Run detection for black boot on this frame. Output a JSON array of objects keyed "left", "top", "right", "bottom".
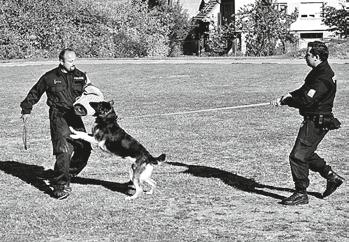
[
  {"left": 52, "top": 184, "right": 72, "bottom": 200},
  {"left": 281, "top": 191, "right": 309, "bottom": 205},
  {"left": 323, "top": 171, "right": 344, "bottom": 198}
]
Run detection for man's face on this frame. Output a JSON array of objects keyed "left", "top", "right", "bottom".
[
  {"left": 305, "top": 47, "right": 317, "bottom": 68},
  {"left": 60, "top": 51, "right": 76, "bottom": 72}
]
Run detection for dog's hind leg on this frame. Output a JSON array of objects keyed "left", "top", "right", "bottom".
[
  {"left": 125, "top": 164, "right": 142, "bottom": 200},
  {"left": 125, "top": 178, "right": 142, "bottom": 200},
  {"left": 144, "top": 178, "right": 156, "bottom": 195},
  {"left": 127, "top": 166, "right": 135, "bottom": 189},
  {"left": 140, "top": 164, "right": 156, "bottom": 195}
]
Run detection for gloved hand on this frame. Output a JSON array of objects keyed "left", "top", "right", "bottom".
[
  {"left": 270, "top": 93, "right": 292, "bottom": 107},
  {"left": 270, "top": 97, "right": 283, "bottom": 107}
]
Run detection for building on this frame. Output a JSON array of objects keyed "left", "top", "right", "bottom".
[
  {"left": 287, "top": 0, "right": 347, "bottom": 48},
  {"left": 175, "top": 0, "right": 348, "bottom": 54}
]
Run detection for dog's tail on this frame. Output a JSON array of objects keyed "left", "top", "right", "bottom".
[{"left": 151, "top": 154, "right": 166, "bottom": 165}]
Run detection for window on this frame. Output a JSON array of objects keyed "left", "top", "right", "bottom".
[
  {"left": 275, "top": 2, "right": 287, "bottom": 12},
  {"left": 300, "top": 33, "right": 323, "bottom": 39},
  {"left": 299, "top": 2, "right": 323, "bottom": 18}
]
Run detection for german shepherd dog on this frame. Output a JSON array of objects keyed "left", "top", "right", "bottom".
[{"left": 69, "top": 101, "right": 166, "bottom": 200}]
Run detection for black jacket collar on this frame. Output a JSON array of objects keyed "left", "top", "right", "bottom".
[{"left": 56, "top": 65, "right": 80, "bottom": 76}]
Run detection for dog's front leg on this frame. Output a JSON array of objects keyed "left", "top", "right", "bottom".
[{"left": 69, "top": 127, "right": 98, "bottom": 145}]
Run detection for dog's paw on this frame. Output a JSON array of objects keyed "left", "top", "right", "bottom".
[
  {"left": 145, "top": 190, "right": 154, "bottom": 195},
  {"left": 128, "top": 184, "right": 136, "bottom": 189},
  {"left": 69, "top": 126, "right": 77, "bottom": 133},
  {"left": 69, "top": 127, "right": 85, "bottom": 139},
  {"left": 70, "top": 134, "right": 80, "bottom": 139},
  {"left": 125, "top": 191, "right": 141, "bottom": 200},
  {"left": 125, "top": 195, "right": 137, "bottom": 201}
]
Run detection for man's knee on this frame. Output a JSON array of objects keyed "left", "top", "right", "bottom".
[{"left": 289, "top": 151, "right": 306, "bottom": 164}]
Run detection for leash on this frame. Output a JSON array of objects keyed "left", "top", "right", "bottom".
[
  {"left": 17, "top": 102, "right": 270, "bottom": 147},
  {"left": 125, "top": 102, "right": 271, "bottom": 119},
  {"left": 22, "top": 120, "right": 28, "bottom": 150}
]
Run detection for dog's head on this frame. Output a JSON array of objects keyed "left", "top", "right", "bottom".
[{"left": 89, "top": 101, "right": 116, "bottom": 118}]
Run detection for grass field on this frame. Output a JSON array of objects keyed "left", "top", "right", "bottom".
[{"left": 0, "top": 59, "right": 348, "bottom": 241}]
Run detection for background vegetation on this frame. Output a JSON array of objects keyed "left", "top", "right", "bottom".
[
  {"left": 0, "top": 0, "right": 190, "bottom": 59},
  {"left": 232, "top": 0, "right": 298, "bottom": 56},
  {"left": 1, "top": 0, "right": 348, "bottom": 59},
  {"left": 322, "top": 4, "right": 349, "bottom": 38}
]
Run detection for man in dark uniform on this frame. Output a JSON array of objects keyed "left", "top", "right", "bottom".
[
  {"left": 20, "top": 48, "right": 92, "bottom": 200},
  {"left": 271, "top": 41, "right": 344, "bottom": 205}
]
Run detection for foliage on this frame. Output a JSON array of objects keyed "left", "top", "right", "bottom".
[
  {"left": 103, "top": 0, "right": 171, "bottom": 57},
  {"left": 0, "top": 0, "right": 190, "bottom": 59},
  {"left": 204, "top": 22, "right": 237, "bottom": 56},
  {"left": 150, "top": 0, "right": 191, "bottom": 57},
  {"left": 233, "top": 0, "right": 298, "bottom": 56},
  {"left": 321, "top": 4, "right": 348, "bottom": 38}
]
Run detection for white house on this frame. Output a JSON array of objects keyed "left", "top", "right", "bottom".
[
  {"left": 176, "top": 0, "right": 347, "bottom": 53},
  {"left": 279, "top": 0, "right": 346, "bottom": 48}
]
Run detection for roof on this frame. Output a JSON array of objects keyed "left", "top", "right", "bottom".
[{"left": 192, "top": 0, "right": 220, "bottom": 21}]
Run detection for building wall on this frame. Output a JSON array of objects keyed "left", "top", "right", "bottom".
[
  {"left": 178, "top": 0, "right": 203, "bottom": 18},
  {"left": 281, "top": 0, "right": 345, "bottom": 48}
]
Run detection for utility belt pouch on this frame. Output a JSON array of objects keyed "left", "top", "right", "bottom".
[{"left": 318, "top": 115, "right": 341, "bottom": 130}]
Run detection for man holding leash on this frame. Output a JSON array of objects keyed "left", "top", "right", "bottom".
[
  {"left": 20, "top": 48, "right": 92, "bottom": 199},
  {"left": 271, "top": 41, "right": 344, "bottom": 205}
]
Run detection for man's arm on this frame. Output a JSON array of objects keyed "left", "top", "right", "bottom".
[
  {"left": 20, "top": 75, "right": 47, "bottom": 114},
  {"left": 282, "top": 80, "right": 329, "bottom": 109}
]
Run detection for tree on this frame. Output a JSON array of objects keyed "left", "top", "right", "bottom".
[
  {"left": 322, "top": 4, "right": 348, "bottom": 38},
  {"left": 203, "top": 21, "right": 237, "bottom": 56},
  {"left": 233, "top": 0, "right": 298, "bottom": 56},
  {"left": 0, "top": 0, "right": 190, "bottom": 59},
  {"left": 149, "top": 0, "right": 191, "bottom": 56}
]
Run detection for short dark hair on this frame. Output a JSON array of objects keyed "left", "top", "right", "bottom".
[
  {"left": 59, "top": 48, "right": 75, "bottom": 61},
  {"left": 307, "top": 41, "right": 329, "bottom": 61}
]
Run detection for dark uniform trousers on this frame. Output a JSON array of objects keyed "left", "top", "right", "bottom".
[
  {"left": 49, "top": 107, "right": 91, "bottom": 186},
  {"left": 289, "top": 117, "right": 331, "bottom": 192}
]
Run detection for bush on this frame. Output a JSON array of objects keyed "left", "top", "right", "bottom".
[
  {"left": 0, "top": 0, "right": 190, "bottom": 59},
  {"left": 284, "top": 39, "right": 349, "bottom": 59},
  {"left": 327, "top": 39, "right": 349, "bottom": 59}
]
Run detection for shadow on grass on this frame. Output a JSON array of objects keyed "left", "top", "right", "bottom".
[
  {"left": 167, "top": 162, "right": 323, "bottom": 200},
  {"left": 0, "top": 160, "right": 54, "bottom": 197},
  {"left": 0, "top": 160, "right": 322, "bottom": 200},
  {"left": 71, "top": 177, "right": 132, "bottom": 196},
  {"left": 0, "top": 161, "right": 132, "bottom": 197}
]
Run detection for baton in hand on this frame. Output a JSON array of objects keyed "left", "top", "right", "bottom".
[{"left": 22, "top": 119, "right": 28, "bottom": 150}]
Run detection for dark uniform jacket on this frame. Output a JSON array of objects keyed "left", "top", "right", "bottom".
[
  {"left": 20, "top": 66, "right": 87, "bottom": 114},
  {"left": 282, "top": 60, "right": 336, "bottom": 116},
  {"left": 21, "top": 66, "right": 90, "bottom": 156}
]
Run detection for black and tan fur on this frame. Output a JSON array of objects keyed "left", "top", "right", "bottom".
[{"left": 70, "top": 101, "right": 166, "bottom": 200}]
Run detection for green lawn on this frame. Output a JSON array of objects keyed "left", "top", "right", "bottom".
[{"left": 0, "top": 60, "right": 348, "bottom": 241}]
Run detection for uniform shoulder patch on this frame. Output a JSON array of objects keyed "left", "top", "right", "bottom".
[{"left": 307, "top": 89, "right": 316, "bottom": 98}]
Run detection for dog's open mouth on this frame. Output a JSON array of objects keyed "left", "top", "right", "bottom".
[{"left": 74, "top": 104, "right": 87, "bottom": 116}]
